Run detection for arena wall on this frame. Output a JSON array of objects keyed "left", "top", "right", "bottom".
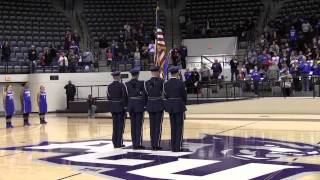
[{"left": 0, "top": 72, "right": 152, "bottom": 112}]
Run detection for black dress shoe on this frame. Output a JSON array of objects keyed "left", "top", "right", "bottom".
[
  {"left": 138, "top": 146, "right": 145, "bottom": 149},
  {"left": 120, "top": 145, "right": 125, "bottom": 148},
  {"left": 152, "top": 147, "right": 162, "bottom": 151}
]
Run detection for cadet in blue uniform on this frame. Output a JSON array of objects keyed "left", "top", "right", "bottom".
[
  {"left": 37, "top": 85, "right": 47, "bottom": 124},
  {"left": 124, "top": 68, "right": 146, "bottom": 149},
  {"left": 145, "top": 66, "right": 164, "bottom": 150},
  {"left": 3, "top": 85, "right": 15, "bottom": 128},
  {"left": 20, "top": 83, "right": 32, "bottom": 126},
  {"left": 163, "top": 66, "right": 187, "bottom": 152},
  {"left": 107, "top": 71, "right": 127, "bottom": 148}
]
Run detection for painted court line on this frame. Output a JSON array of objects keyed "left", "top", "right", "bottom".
[
  {"left": 214, "top": 121, "right": 260, "bottom": 135},
  {"left": 57, "top": 173, "right": 82, "bottom": 180}
]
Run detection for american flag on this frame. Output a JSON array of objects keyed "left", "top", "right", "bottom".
[
  {"left": 155, "top": 28, "right": 166, "bottom": 66},
  {"left": 154, "top": 5, "right": 167, "bottom": 78}
]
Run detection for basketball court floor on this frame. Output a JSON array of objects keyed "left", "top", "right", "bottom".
[{"left": 0, "top": 111, "right": 319, "bottom": 179}]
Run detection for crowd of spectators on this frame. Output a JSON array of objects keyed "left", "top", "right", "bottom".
[
  {"left": 1, "top": 30, "right": 95, "bottom": 73},
  {"left": 98, "top": 21, "right": 155, "bottom": 70},
  {"left": 98, "top": 21, "right": 188, "bottom": 70},
  {"left": 241, "top": 14, "right": 320, "bottom": 94}
]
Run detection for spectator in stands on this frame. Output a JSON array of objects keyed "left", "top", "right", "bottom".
[
  {"left": 289, "top": 26, "right": 297, "bottom": 49},
  {"left": 43, "top": 48, "right": 53, "bottom": 66},
  {"left": 266, "top": 61, "right": 280, "bottom": 81},
  {"left": 72, "top": 30, "right": 81, "bottom": 47},
  {"left": 172, "top": 47, "right": 180, "bottom": 66},
  {"left": 148, "top": 40, "right": 155, "bottom": 63},
  {"left": 180, "top": 45, "right": 187, "bottom": 69},
  {"left": 257, "top": 50, "right": 271, "bottom": 71},
  {"left": 211, "top": 59, "right": 222, "bottom": 82},
  {"left": 48, "top": 44, "right": 57, "bottom": 62},
  {"left": 315, "top": 20, "right": 320, "bottom": 36},
  {"left": 313, "top": 62, "right": 320, "bottom": 76},
  {"left": 179, "top": 14, "right": 186, "bottom": 27},
  {"left": 82, "top": 50, "right": 94, "bottom": 70},
  {"left": 280, "top": 68, "right": 293, "bottom": 97},
  {"left": 259, "top": 34, "right": 268, "bottom": 49},
  {"left": 299, "top": 59, "right": 312, "bottom": 91},
  {"left": 58, "top": 52, "right": 68, "bottom": 73},
  {"left": 301, "top": 20, "right": 312, "bottom": 43},
  {"left": 28, "top": 45, "right": 37, "bottom": 73},
  {"left": 124, "top": 22, "right": 131, "bottom": 40},
  {"left": 64, "top": 31, "right": 72, "bottom": 51},
  {"left": 186, "top": 18, "right": 194, "bottom": 37},
  {"left": 106, "top": 49, "right": 113, "bottom": 67},
  {"left": 122, "top": 43, "right": 130, "bottom": 61},
  {"left": 191, "top": 68, "right": 200, "bottom": 94},
  {"left": 269, "top": 41, "right": 280, "bottom": 55},
  {"left": 1, "top": 41, "right": 11, "bottom": 62},
  {"left": 134, "top": 47, "right": 141, "bottom": 68},
  {"left": 141, "top": 43, "right": 149, "bottom": 70},
  {"left": 119, "top": 30, "right": 125, "bottom": 42},
  {"left": 200, "top": 64, "right": 210, "bottom": 83},
  {"left": 290, "top": 61, "right": 301, "bottom": 91},
  {"left": 68, "top": 49, "right": 78, "bottom": 73},
  {"left": 230, "top": 57, "right": 238, "bottom": 81},
  {"left": 69, "top": 41, "right": 79, "bottom": 55},
  {"left": 251, "top": 66, "right": 261, "bottom": 95},
  {"left": 184, "top": 68, "right": 192, "bottom": 93},
  {"left": 99, "top": 34, "right": 108, "bottom": 49}
]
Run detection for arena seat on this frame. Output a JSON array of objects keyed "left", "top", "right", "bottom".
[
  {"left": 82, "top": 0, "right": 165, "bottom": 48},
  {"left": 181, "top": 0, "right": 264, "bottom": 39},
  {"left": 0, "top": 0, "right": 71, "bottom": 64}
]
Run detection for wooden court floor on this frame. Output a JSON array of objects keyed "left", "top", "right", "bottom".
[{"left": 0, "top": 113, "right": 319, "bottom": 180}]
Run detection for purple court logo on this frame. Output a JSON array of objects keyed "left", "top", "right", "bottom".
[{"left": 2, "top": 135, "right": 320, "bottom": 179}]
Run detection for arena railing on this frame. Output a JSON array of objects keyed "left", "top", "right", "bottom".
[{"left": 73, "top": 75, "right": 320, "bottom": 103}]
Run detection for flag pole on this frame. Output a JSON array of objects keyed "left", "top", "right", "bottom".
[{"left": 154, "top": 0, "right": 159, "bottom": 66}]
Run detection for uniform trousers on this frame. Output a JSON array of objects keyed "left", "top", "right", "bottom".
[
  {"left": 149, "top": 111, "right": 163, "bottom": 148},
  {"left": 112, "top": 112, "right": 126, "bottom": 147},
  {"left": 169, "top": 112, "right": 184, "bottom": 151}
]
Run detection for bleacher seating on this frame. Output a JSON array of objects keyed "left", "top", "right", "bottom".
[
  {"left": 181, "top": 0, "right": 263, "bottom": 39},
  {"left": 277, "top": 0, "right": 320, "bottom": 18},
  {"left": 271, "top": 0, "right": 320, "bottom": 38},
  {"left": 82, "top": 0, "right": 165, "bottom": 48},
  {"left": 0, "top": 0, "right": 71, "bottom": 63}
]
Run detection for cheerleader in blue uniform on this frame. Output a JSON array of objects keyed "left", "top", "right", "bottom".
[
  {"left": 3, "top": 85, "right": 15, "bottom": 128},
  {"left": 37, "top": 85, "right": 47, "bottom": 124},
  {"left": 20, "top": 83, "right": 32, "bottom": 126}
]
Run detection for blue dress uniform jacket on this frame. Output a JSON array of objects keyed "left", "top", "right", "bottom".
[
  {"left": 107, "top": 80, "right": 127, "bottom": 148},
  {"left": 145, "top": 77, "right": 164, "bottom": 112},
  {"left": 163, "top": 77, "right": 187, "bottom": 152},
  {"left": 163, "top": 78, "right": 187, "bottom": 113},
  {"left": 125, "top": 78, "right": 147, "bottom": 148},
  {"left": 107, "top": 81, "right": 127, "bottom": 113},
  {"left": 145, "top": 77, "right": 165, "bottom": 149},
  {"left": 125, "top": 79, "right": 146, "bottom": 113}
]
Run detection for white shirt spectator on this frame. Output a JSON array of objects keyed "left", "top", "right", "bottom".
[
  {"left": 272, "top": 55, "right": 280, "bottom": 65},
  {"left": 302, "top": 22, "right": 311, "bottom": 33},
  {"left": 58, "top": 55, "right": 68, "bottom": 67},
  {"left": 124, "top": 23, "right": 131, "bottom": 32},
  {"left": 134, "top": 51, "right": 140, "bottom": 60},
  {"left": 179, "top": 15, "right": 185, "bottom": 24}
]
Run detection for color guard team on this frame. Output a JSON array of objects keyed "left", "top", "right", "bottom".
[
  {"left": 3, "top": 84, "right": 48, "bottom": 128},
  {"left": 2, "top": 66, "right": 187, "bottom": 152},
  {"left": 108, "top": 66, "right": 187, "bottom": 152}
]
